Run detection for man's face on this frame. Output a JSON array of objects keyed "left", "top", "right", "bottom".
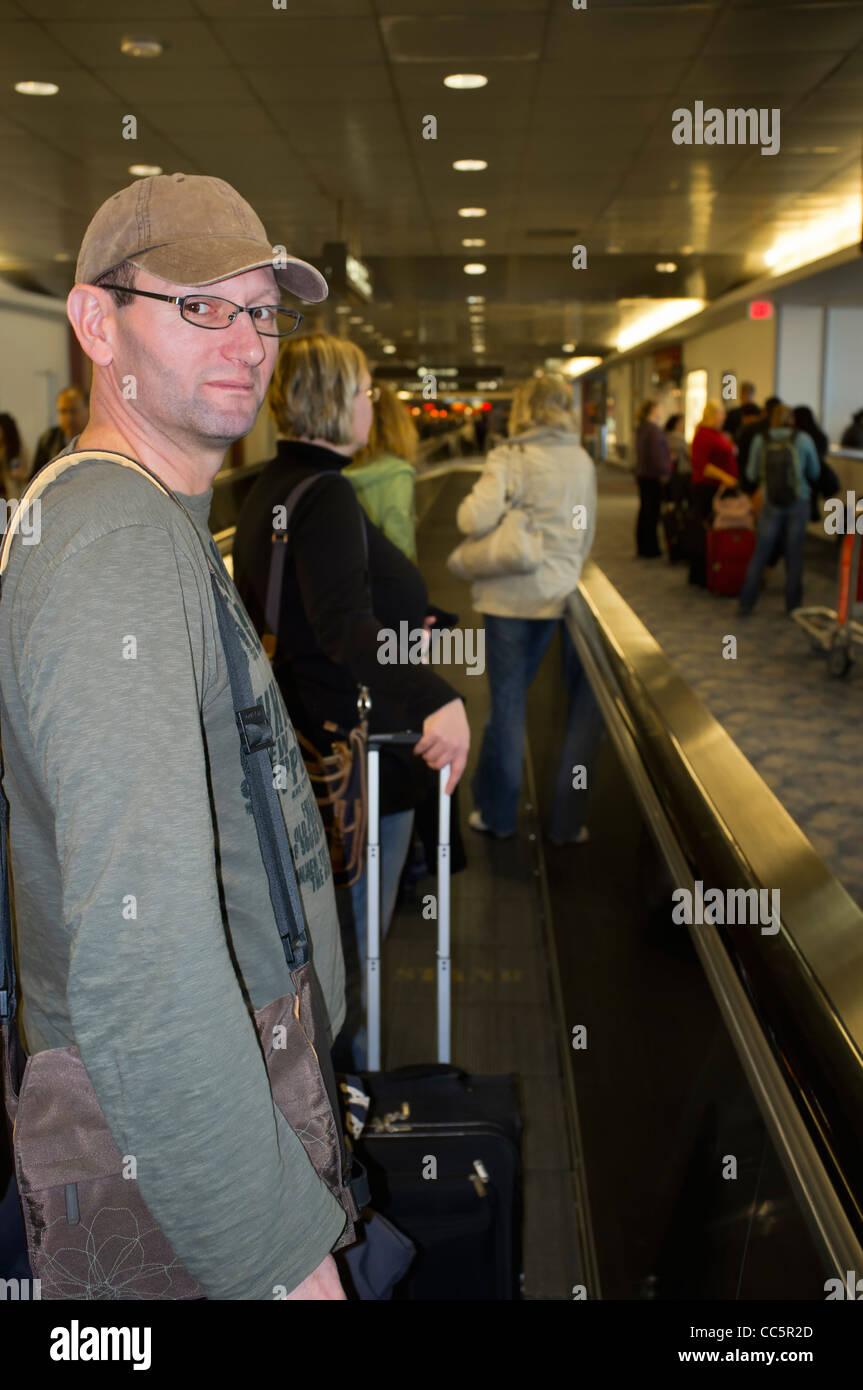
[
  {"left": 108, "top": 265, "right": 281, "bottom": 449},
  {"left": 58, "top": 390, "right": 88, "bottom": 438}
]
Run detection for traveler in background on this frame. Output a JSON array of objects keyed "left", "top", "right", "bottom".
[
  {"left": 634, "top": 399, "right": 671, "bottom": 558},
  {"left": 840, "top": 408, "right": 863, "bottom": 450},
  {"left": 31, "top": 385, "right": 89, "bottom": 475},
  {"left": 724, "top": 381, "right": 760, "bottom": 442},
  {"left": 738, "top": 403, "right": 820, "bottom": 616},
  {"left": 0, "top": 413, "right": 23, "bottom": 499},
  {"left": 738, "top": 394, "right": 780, "bottom": 477},
  {"left": 456, "top": 373, "right": 603, "bottom": 845},
  {"left": 687, "top": 400, "right": 739, "bottom": 586},
  {"left": 345, "top": 381, "right": 419, "bottom": 560},
  {"left": 793, "top": 404, "right": 837, "bottom": 523},
  {"left": 664, "top": 413, "right": 690, "bottom": 475},
  {"left": 233, "top": 334, "right": 469, "bottom": 1071}
]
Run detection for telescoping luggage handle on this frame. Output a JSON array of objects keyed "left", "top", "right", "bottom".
[{"left": 366, "top": 733, "right": 451, "bottom": 1071}]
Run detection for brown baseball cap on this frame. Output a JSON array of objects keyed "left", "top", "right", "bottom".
[{"left": 75, "top": 172, "right": 328, "bottom": 303}]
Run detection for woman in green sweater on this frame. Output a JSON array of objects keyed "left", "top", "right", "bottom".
[{"left": 345, "top": 382, "right": 419, "bottom": 560}]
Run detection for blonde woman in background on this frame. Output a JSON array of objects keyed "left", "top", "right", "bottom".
[
  {"left": 456, "top": 373, "right": 604, "bottom": 844},
  {"left": 233, "top": 334, "right": 468, "bottom": 1069},
  {"left": 345, "top": 382, "right": 419, "bottom": 560}
]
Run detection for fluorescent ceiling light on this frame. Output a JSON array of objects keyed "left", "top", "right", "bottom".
[
  {"left": 466, "top": 295, "right": 485, "bottom": 304},
  {"left": 444, "top": 74, "right": 488, "bottom": 89},
  {"left": 763, "top": 196, "right": 861, "bottom": 276},
  {"left": 120, "top": 36, "right": 164, "bottom": 58},
  {"left": 655, "top": 261, "right": 677, "bottom": 274},
  {"left": 616, "top": 299, "right": 705, "bottom": 353},
  {"left": 464, "top": 263, "right": 487, "bottom": 275},
  {"left": 15, "top": 80, "right": 59, "bottom": 95},
  {"left": 462, "top": 238, "right": 485, "bottom": 247},
  {"left": 382, "top": 344, "right": 397, "bottom": 354},
  {"left": 128, "top": 164, "right": 162, "bottom": 177},
  {"left": 453, "top": 159, "right": 487, "bottom": 172},
  {"left": 458, "top": 207, "right": 486, "bottom": 218},
  {"left": 563, "top": 356, "right": 602, "bottom": 378},
  {"left": 561, "top": 342, "right": 576, "bottom": 352}
]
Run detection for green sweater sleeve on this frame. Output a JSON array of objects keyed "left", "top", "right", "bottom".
[
  {"left": 381, "top": 470, "right": 417, "bottom": 561},
  {"left": 21, "top": 526, "right": 345, "bottom": 1299}
]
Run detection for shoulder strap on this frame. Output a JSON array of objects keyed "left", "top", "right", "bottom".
[
  {"left": 264, "top": 474, "right": 324, "bottom": 641},
  {"left": 264, "top": 469, "right": 370, "bottom": 649},
  {"left": 0, "top": 449, "right": 311, "bottom": 1038}
]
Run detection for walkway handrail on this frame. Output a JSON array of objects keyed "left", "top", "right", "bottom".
[{"left": 567, "top": 562, "right": 863, "bottom": 1275}]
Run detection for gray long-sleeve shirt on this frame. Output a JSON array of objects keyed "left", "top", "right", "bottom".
[{"left": 0, "top": 455, "right": 347, "bottom": 1299}]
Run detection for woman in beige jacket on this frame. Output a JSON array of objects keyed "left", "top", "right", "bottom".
[{"left": 455, "top": 374, "right": 603, "bottom": 841}]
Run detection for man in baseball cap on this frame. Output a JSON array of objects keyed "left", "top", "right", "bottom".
[{"left": 0, "top": 175, "right": 351, "bottom": 1299}]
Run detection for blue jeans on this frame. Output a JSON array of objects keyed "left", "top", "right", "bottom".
[
  {"left": 473, "top": 616, "right": 604, "bottom": 837},
  {"left": 335, "top": 808, "right": 415, "bottom": 1071},
  {"left": 739, "top": 497, "right": 810, "bottom": 613}
]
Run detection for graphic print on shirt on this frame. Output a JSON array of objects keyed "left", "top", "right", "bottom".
[{"left": 205, "top": 536, "right": 332, "bottom": 897}]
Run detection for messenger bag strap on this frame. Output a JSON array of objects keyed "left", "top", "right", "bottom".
[{"left": 0, "top": 734, "right": 14, "bottom": 1027}]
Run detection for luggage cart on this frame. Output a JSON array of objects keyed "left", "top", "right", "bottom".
[{"left": 792, "top": 500, "right": 863, "bottom": 678}]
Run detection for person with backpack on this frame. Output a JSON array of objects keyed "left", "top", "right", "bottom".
[{"left": 738, "top": 403, "right": 821, "bottom": 615}]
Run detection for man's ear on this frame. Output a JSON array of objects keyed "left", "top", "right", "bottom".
[{"left": 66, "top": 284, "right": 116, "bottom": 367}]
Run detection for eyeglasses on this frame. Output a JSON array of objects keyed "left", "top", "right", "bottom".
[
  {"left": 363, "top": 386, "right": 381, "bottom": 402},
  {"left": 98, "top": 285, "right": 304, "bottom": 338}
]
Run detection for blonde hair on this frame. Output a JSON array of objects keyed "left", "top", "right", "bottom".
[
  {"left": 351, "top": 382, "right": 419, "bottom": 467},
  {"left": 700, "top": 399, "right": 725, "bottom": 429},
  {"left": 269, "top": 333, "right": 368, "bottom": 445},
  {"left": 508, "top": 373, "right": 577, "bottom": 436}
]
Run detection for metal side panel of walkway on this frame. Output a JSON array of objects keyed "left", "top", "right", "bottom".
[{"left": 380, "top": 465, "right": 593, "bottom": 1301}]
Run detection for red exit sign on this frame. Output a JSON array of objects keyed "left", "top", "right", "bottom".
[{"left": 748, "top": 300, "right": 774, "bottom": 320}]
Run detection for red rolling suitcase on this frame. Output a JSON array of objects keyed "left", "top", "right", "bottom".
[{"left": 706, "top": 527, "right": 755, "bottom": 597}]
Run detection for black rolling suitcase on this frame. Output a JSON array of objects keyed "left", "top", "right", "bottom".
[{"left": 347, "top": 733, "right": 523, "bottom": 1300}]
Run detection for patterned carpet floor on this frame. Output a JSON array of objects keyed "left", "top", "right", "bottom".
[{"left": 591, "top": 466, "right": 863, "bottom": 910}]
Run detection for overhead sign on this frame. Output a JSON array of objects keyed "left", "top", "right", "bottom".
[{"left": 748, "top": 300, "right": 773, "bottom": 321}]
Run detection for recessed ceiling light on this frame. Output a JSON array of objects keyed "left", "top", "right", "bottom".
[
  {"left": 462, "top": 238, "right": 486, "bottom": 248},
  {"left": 472, "top": 344, "right": 486, "bottom": 353},
  {"left": 120, "top": 36, "right": 164, "bottom": 59},
  {"left": 463, "top": 263, "right": 487, "bottom": 275},
  {"left": 14, "top": 80, "right": 59, "bottom": 96},
  {"left": 444, "top": 74, "right": 488, "bottom": 90},
  {"left": 562, "top": 342, "right": 576, "bottom": 353},
  {"left": 382, "top": 344, "right": 397, "bottom": 355},
  {"left": 679, "top": 245, "right": 694, "bottom": 255},
  {"left": 361, "top": 324, "right": 374, "bottom": 332},
  {"left": 349, "top": 316, "right": 363, "bottom": 325},
  {"left": 453, "top": 159, "right": 488, "bottom": 172},
  {"left": 458, "top": 207, "right": 486, "bottom": 218},
  {"left": 335, "top": 305, "right": 352, "bottom": 314},
  {"left": 466, "top": 295, "right": 485, "bottom": 304},
  {"left": 655, "top": 261, "right": 677, "bottom": 274},
  {"left": 128, "top": 164, "right": 162, "bottom": 177}
]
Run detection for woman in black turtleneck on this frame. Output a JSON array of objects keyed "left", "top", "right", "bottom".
[{"left": 233, "top": 334, "right": 469, "bottom": 1068}]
